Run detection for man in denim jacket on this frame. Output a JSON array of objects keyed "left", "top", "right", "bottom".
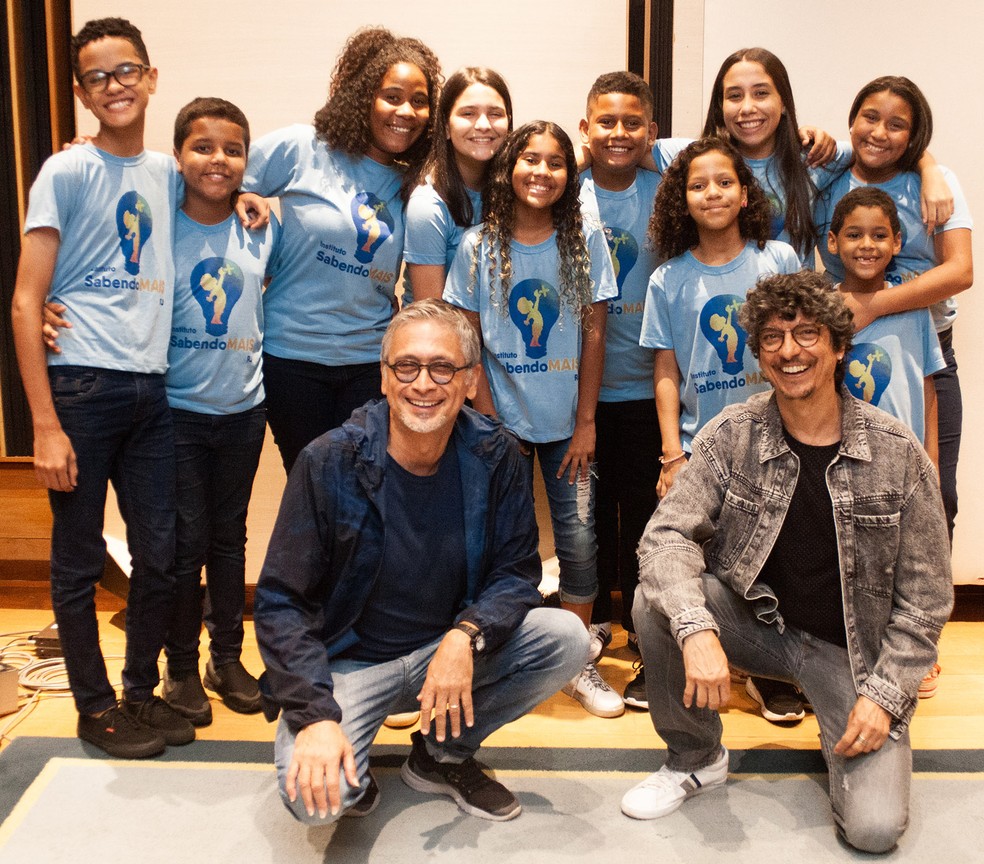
[
  {"left": 255, "top": 300, "right": 587, "bottom": 826},
  {"left": 621, "top": 272, "right": 952, "bottom": 853}
]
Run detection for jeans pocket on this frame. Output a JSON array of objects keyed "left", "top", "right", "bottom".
[{"left": 49, "top": 367, "right": 99, "bottom": 405}]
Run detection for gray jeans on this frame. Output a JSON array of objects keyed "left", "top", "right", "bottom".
[{"left": 634, "top": 574, "right": 910, "bottom": 854}]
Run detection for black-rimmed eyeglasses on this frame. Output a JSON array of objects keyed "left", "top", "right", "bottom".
[
  {"left": 386, "top": 360, "right": 471, "bottom": 385},
  {"left": 758, "top": 324, "right": 822, "bottom": 352},
  {"left": 78, "top": 63, "right": 152, "bottom": 94}
]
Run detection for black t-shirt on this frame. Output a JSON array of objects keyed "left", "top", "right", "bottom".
[
  {"left": 755, "top": 432, "right": 846, "bottom": 647},
  {"left": 344, "top": 448, "right": 467, "bottom": 662}
]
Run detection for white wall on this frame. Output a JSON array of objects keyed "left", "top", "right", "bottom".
[
  {"left": 71, "top": 0, "right": 628, "bottom": 153},
  {"left": 677, "top": 0, "right": 984, "bottom": 583}
]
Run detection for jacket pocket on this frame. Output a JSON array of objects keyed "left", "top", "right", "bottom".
[
  {"left": 851, "top": 511, "right": 900, "bottom": 594},
  {"left": 706, "top": 488, "right": 760, "bottom": 570}
]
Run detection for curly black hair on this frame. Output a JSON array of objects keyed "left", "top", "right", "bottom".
[
  {"left": 313, "top": 27, "right": 442, "bottom": 201},
  {"left": 648, "top": 136, "right": 772, "bottom": 260},
  {"left": 739, "top": 270, "right": 854, "bottom": 386},
  {"left": 71, "top": 18, "right": 149, "bottom": 80},
  {"left": 468, "top": 121, "right": 593, "bottom": 321}
]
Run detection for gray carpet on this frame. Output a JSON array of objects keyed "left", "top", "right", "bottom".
[{"left": 1, "top": 739, "right": 982, "bottom": 862}]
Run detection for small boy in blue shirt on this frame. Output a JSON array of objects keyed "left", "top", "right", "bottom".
[
  {"left": 577, "top": 72, "right": 662, "bottom": 709},
  {"left": 11, "top": 18, "right": 192, "bottom": 758},
  {"left": 161, "top": 97, "right": 280, "bottom": 726}
]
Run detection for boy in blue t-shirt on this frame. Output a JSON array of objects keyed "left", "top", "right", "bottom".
[
  {"left": 828, "top": 187, "right": 944, "bottom": 461},
  {"left": 11, "top": 18, "right": 192, "bottom": 758},
  {"left": 576, "top": 72, "right": 662, "bottom": 709},
  {"left": 161, "top": 98, "right": 280, "bottom": 727}
]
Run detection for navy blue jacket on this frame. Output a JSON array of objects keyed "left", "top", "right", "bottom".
[{"left": 254, "top": 399, "right": 543, "bottom": 733}]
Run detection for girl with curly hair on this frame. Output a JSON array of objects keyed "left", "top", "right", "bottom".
[
  {"left": 243, "top": 27, "right": 442, "bottom": 473},
  {"left": 403, "top": 67, "right": 512, "bottom": 303},
  {"left": 641, "top": 137, "right": 800, "bottom": 494},
  {"left": 444, "top": 121, "right": 623, "bottom": 719}
]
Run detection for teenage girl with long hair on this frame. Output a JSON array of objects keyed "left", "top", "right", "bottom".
[
  {"left": 403, "top": 67, "right": 512, "bottom": 302},
  {"left": 244, "top": 27, "right": 442, "bottom": 473},
  {"left": 444, "top": 120, "right": 624, "bottom": 719}
]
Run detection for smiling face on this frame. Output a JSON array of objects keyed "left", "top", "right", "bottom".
[
  {"left": 366, "top": 62, "right": 430, "bottom": 165},
  {"left": 758, "top": 312, "right": 844, "bottom": 405},
  {"left": 580, "top": 92, "right": 657, "bottom": 190},
  {"left": 720, "top": 60, "right": 783, "bottom": 159},
  {"left": 685, "top": 149, "right": 747, "bottom": 235},
  {"left": 828, "top": 205, "right": 901, "bottom": 288},
  {"left": 511, "top": 132, "right": 568, "bottom": 214},
  {"left": 850, "top": 90, "right": 913, "bottom": 182},
  {"left": 73, "top": 36, "right": 157, "bottom": 138},
  {"left": 176, "top": 117, "right": 247, "bottom": 220},
  {"left": 447, "top": 82, "right": 510, "bottom": 176},
  {"left": 381, "top": 319, "right": 476, "bottom": 438}
]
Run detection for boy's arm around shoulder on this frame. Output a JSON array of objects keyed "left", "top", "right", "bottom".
[
  {"left": 636, "top": 422, "right": 733, "bottom": 647},
  {"left": 11, "top": 228, "right": 77, "bottom": 491}
]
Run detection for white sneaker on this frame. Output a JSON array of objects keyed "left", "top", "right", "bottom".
[
  {"left": 621, "top": 747, "right": 729, "bottom": 819},
  {"left": 587, "top": 622, "right": 612, "bottom": 663},
  {"left": 563, "top": 661, "right": 624, "bottom": 718}
]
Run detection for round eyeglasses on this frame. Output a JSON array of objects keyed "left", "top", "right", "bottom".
[
  {"left": 386, "top": 360, "right": 471, "bottom": 385},
  {"left": 78, "top": 63, "right": 152, "bottom": 94},
  {"left": 758, "top": 324, "right": 822, "bottom": 352}
]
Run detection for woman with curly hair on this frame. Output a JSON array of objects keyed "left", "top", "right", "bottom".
[
  {"left": 641, "top": 137, "right": 800, "bottom": 494},
  {"left": 444, "top": 121, "right": 623, "bottom": 720},
  {"left": 403, "top": 67, "right": 512, "bottom": 303},
  {"left": 244, "top": 27, "right": 442, "bottom": 472}
]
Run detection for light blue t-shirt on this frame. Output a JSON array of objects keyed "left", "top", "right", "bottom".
[
  {"left": 444, "top": 222, "right": 618, "bottom": 442},
  {"left": 842, "top": 303, "right": 945, "bottom": 444},
  {"left": 579, "top": 169, "right": 662, "bottom": 402},
  {"left": 815, "top": 166, "right": 973, "bottom": 332},
  {"left": 640, "top": 240, "right": 801, "bottom": 450},
  {"left": 403, "top": 181, "right": 482, "bottom": 304},
  {"left": 167, "top": 211, "right": 281, "bottom": 414},
  {"left": 24, "top": 143, "right": 178, "bottom": 374},
  {"left": 745, "top": 141, "right": 852, "bottom": 267},
  {"left": 244, "top": 124, "right": 405, "bottom": 366}
]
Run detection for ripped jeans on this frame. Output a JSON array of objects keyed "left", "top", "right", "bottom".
[
  {"left": 634, "top": 573, "right": 910, "bottom": 854},
  {"left": 522, "top": 437, "right": 597, "bottom": 605}
]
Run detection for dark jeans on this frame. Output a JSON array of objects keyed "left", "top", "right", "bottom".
[
  {"left": 933, "top": 328, "right": 960, "bottom": 543},
  {"left": 262, "top": 354, "right": 382, "bottom": 474},
  {"left": 47, "top": 366, "right": 176, "bottom": 715},
  {"left": 164, "top": 404, "right": 267, "bottom": 673},
  {"left": 592, "top": 398, "right": 660, "bottom": 633}
]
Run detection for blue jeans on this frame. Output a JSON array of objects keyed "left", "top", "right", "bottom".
[
  {"left": 262, "top": 354, "right": 382, "bottom": 474},
  {"left": 274, "top": 608, "right": 588, "bottom": 823},
  {"left": 164, "top": 405, "right": 267, "bottom": 673},
  {"left": 523, "top": 438, "right": 598, "bottom": 604},
  {"left": 47, "top": 367, "right": 176, "bottom": 715},
  {"left": 593, "top": 399, "right": 660, "bottom": 631},
  {"left": 634, "top": 575, "right": 910, "bottom": 854}
]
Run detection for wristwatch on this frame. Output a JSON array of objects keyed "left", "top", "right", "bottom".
[{"left": 454, "top": 621, "right": 485, "bottom": 654}]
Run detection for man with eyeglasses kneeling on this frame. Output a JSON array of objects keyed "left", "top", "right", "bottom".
[
  {"left": 255, "top": 299, "right": 588, "bottom": 825},
  {"left": 621, "top": 272, "right": 952, "bottom": 853}
]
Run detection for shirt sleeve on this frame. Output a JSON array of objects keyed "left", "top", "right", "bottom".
[
  {"left": 405, "top": 187, "right": 455, "bottom": 265},
  {"left": 443, "top": 229, "right": 481, "bottom": 312},
  {"left": 639, "top": 264, "right": 674, "bottom": 349},
  {"left": 243, "top": 125, "right": 302, "bottom": 198}
]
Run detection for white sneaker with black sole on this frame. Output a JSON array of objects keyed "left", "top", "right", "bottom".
[
  {"left": 563, "top": 661, "right": 624, "bottom": 718},
  {"left": 587, "top": 622, "right": 612, "bottom": 663}
]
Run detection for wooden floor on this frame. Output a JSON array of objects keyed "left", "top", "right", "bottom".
[{"left": 2, "top": 595, "right": 981, "bottom": 753}]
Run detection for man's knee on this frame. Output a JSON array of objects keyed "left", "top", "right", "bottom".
[
  {"left": 525, "top": 607, "right": 589, "bottom": 679},
  {"left": 839, "top": 810, "right": 906, "bottom": 854}
]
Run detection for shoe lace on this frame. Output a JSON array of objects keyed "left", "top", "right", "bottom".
[
  {"left": 443, "top": 758, "right": 492, "bottom": 796},
  {"left": 582, "top": 662, "right": 613, "bottom": 692}
]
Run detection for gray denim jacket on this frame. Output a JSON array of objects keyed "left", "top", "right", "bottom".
[{"left": 637, "top": 388, "right": 953, "bottom": 732}]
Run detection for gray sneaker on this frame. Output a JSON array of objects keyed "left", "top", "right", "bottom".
[{"left": 401, "top": 731, "right": 520, "bottom": 821}]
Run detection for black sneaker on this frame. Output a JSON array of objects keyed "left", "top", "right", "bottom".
[
  {"left": 623, "top": 659, "right": 648, "bottom": 709},
  {"left": 163, "top": 668, "right": 213, "bottom": 727},
  {"left": 77, "top": 704, "right": 166, "bottom": 759},
  {"left": 745, "top": 677, "right": 805, "bottom": 724},
  {"left": 344, "top": 771, "right": 380, "bottom": 818},
  {"left": 400, "top": 731, "right": 521, "bottom": 822},
  {"left": 121, "top": 695, "right": 196, "bottom": 745},
  {"left": 203, "top": 659, "right": 262, "bottom": 714}
]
